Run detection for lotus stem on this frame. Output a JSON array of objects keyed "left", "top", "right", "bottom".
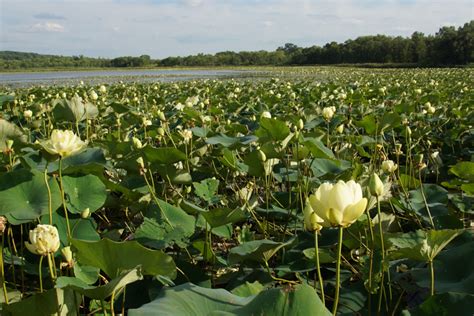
[
  {"left": 314, "top": 230, "right": 325, "bottom": 304},
  {"left": 47, "top": 253, "right": 56, "bottom": 283},
  {"left": 333, "top": 226, "right": 343, "bottom": 315},
  {"left": 44, "top": 165, "right": 53, "bottom": 225},
  {"left": 38, "top": 255, "right": 44, "bottom": 292},
  {"left": 110, "top": 289, "right": 116, "bottom": 316},
  {"left": 429, "top": 260, "right": 435, "bottom": 296},
  {"left": 0, "top": 233, "right": 9, "bottom": 304},
  {"left": 58, "top": 158, "right": 72, "bottom": 239}
]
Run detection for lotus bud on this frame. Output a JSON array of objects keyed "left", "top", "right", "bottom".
[
  {"left": 297, "top": 119, "right": 304, "bottom": 130},
  {"left": 157, "top": 110, "right": 166, "bottom": 121},
  {"left": 257, "top": 150, "right": 267, "bottom": 162},
  {"left": 132, "top": 137, "right": 143, "bottom": 149},
  {"left": 261, "top": 111, "right": 272, "bottom": 119},
  {"left": 136, "top": 157, "right": 145, "bottom": 169},
  {"left": 99, "top": 85, "right": 107, "bottom": 93},
  {"left": 80, "top": 208, "right": 90, "bottom": 219},
  {"left": 157, "top": 127, "right": 165, "bottom": 136},
  {"left": 415, "top": 153, "right": 424, "bottom": 165},
  {"left": 6, "top": 139, "right": 14, "bottom": 150},
  {"left": 369, "top": 173, "right": 384, "bottom": 197},
  {"left": 0, "top": 216, "right": 6, "bottom": 235},
  {"left": 303, "top": 200, "right": 323, "bottom": 232},
  {"left": 61, "top": 246, "right": 74, "bottom": 267},
  {"left": 395, "top": 143, "right": 403, "bottom": 155},
  {"left": 336, "top": 124, "right": 344, "bottom": 134}
]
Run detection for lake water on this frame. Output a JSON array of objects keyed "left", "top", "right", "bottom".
[{"left": 0, "top": 69, "right": 264, "bottom": 86}]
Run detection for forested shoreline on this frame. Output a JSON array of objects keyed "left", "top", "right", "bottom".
[{"left": 1, "top": 21, "right": 472, "bottom": 70}]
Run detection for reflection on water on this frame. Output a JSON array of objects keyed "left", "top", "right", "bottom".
[{"left": 0, "top": 69, "right": 266, "bottom": 86}]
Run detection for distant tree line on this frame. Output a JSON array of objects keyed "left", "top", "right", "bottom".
[{"left": 1, "top": 21, "right": 472, "bottom": 70}]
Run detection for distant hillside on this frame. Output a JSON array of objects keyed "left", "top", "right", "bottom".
[
  {"left": 0, "top": 51, "right": 114, "bottom": 70},
  {"left": 1, "top": 20, "right": 472, "bottom": 70}
]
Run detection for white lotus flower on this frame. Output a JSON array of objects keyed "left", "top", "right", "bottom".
[
  {"left": 24, "top": 110, "right": 33, "bottom": 119},
  {"left": 25, "top": 224, "right": 60, "bottom": 256},
  {"left": 180, "top": 129, "right": 193, "bottom": 144},
  {"left": 308, "top": 180, "right": 367, "bottom": 228},
  {"left": 382, "top": 160, "right": 398, "bottom": 173},
  {"left": 174, "top": 103, "right": 185, "bottom": 111},
  {"left": 322, "top": 106, "right": 336, "bottom": 121},
  {"left": 90, "top": 91, "right": 98, "bottom": 100},
  {"left": 41, "top": 129, "right": 86, "bottom": 157}
]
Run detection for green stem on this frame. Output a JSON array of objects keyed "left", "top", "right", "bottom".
[
  {"left": 333, "top": 227, "right": 344, "bottom": 315},
  {"left": 110, "top": 289, "right": 116, "bottom": 316},
  {"left": 142, "top": 169, "right": 173, "bottom": 227},
  {"left": 0, "top": 233, "right": 8, "bottom": 304},
  {"left": 429, "top": 260, "right": 435, "bottom": 296},
  {"left": 326, "top": 121, "right": 330, "bottom": 148},
  {"left": 44, "top": 165, "right": 53, "bottom": 225},
  {"left": 38, "top": 255, "right": 44, "bottom": 292},
  {"left": 418, "top": 171, "right": 435, "bottom": 228},
  {"left": 376, "top": 196, "right": 385, "bottom": 256},
  {"left": 377, "top": 272, "right": 385, "bottom": 314},
  {"left": 264, "top": 261, "right": 298, "bottom": 285},
  {"left": 58, "top": 158, "right": 72, "bottom": 239},
  {"left": 47, "top": 253, "right": 56, "bottom": 283},
  {"left": 314, "top": 231, "right": 325, "bottom": 304}
]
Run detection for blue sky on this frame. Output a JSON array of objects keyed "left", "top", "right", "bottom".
[{"left": 1, "top": 0, "right": 472, "bottom": 58}]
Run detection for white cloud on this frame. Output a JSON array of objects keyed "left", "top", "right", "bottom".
[
  {"left": 30, "top": 22, "right": 65, "bottom": 32},
  {"left": 183, "top": 0, "right": 204, "bottom": 6},
  {"left": 263, "top": 20, "right": 274, "bottom": 28},
  {"left": 1, "top": 0, "right": 472, "bottom": 57}
]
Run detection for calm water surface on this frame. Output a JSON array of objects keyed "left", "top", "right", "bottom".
[{"left": 0, "top": 69, "right": 264, "bottom": 86}]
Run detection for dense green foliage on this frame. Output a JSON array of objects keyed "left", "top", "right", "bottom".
[
  {"left": 0, "top": 67, "right": 473, "bottom": 315},
  {"left": 1, "top": 21, "right": 473, "bottom": 70}
]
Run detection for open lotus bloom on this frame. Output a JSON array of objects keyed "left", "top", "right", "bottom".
[
  {"left": 41, "top": 129, "right": 86, "bottom": 157},
  {"left": 25, "top": 224, "right": 60, "bottom": 256},
  {"left": 308, "top": 180, "right": 368, "bottom": 228}
]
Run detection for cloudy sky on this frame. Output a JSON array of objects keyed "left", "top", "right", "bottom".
[{"left": 1, "top": 0, "right": 472, "bottom": 58}]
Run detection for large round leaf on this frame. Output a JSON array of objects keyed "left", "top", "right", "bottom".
[
  {"left": 0, "top": 119, "right": 26, "bottom": 150},
  {"left": 128, "top": 283, "right": 331, "bottom": 316},
  {"left": 0, "top": 169, "right": 61, "bottom": 224},
  {"left": 56, "top": 267, "right": 142, "bottom": 300},
  {"left": 62, "top": 174, "right": 107, "bottom": 214},
  {"left": 1, "top": 288, "right": 80, "bottom": 316},
  {"left": 71, "top": 238, "right": 176, "bottom": 279}
]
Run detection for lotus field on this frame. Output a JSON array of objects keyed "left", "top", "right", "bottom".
[{"left": 0, "top": 67, "right": 473, "bottom": 315}]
